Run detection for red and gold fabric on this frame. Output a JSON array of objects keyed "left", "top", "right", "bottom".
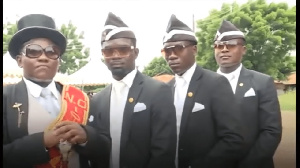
[{"left": 35, "top": 85, "right": 89, "bottom": 168}]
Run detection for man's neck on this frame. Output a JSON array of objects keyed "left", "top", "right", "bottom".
[
  {"left": 176, "top": 63, "right": 195, "bottom": 76},
  {"left": 112, "top": 68, "right": 135, "bottom": 81},
  {"left": 25, "top": 77, "right": 52, "bottom": 88},
  {"left": 220, "top": 63, "right": 241, "bottom": 74},
  {"left": 113, "top": 71, "right": 131, "bottom": 81}
]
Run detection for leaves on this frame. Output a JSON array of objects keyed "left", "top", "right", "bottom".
[
  {"left": 3, "top": 22, "right": 17, "bottom": 55},
  {"left": 3, "top": 20, "right": 90, "bottom": 75},
  {"left": 142, "top": 57, "right": 173, "bottom": 77},
  {"left": 195, "top": 0, "right": 296, "bottom": 80}
]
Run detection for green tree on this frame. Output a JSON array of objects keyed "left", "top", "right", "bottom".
[
  {"left": 3, "top": 22, "right": 17, "bottom": 55},
  {"left": 196, "top": 0, "right": 296, "bottom": 80},
  {"left": 3, "top": 20, "right": 89, "bottom": 75},
  {"left": 142, "top": 56, "right": 173, "bottom": 77},
  {"left": 59, "top": 21, "right": 89, "bottom": 74}
]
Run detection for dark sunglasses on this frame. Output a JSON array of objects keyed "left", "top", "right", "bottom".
[
  {"left": 213, "top": 40, "right": 244, "bottom": 50},
  {"left": 102, "top": 46, "right": 135, "bottom": 58},
  {"left": 21, "top": 44, "right": 61, "bottom": 60},
  {"left": 161, "top": 44, "right": 194, "bottom": 57}
]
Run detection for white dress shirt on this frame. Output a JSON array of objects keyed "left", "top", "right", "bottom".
[
  {"left": 23, "top": 77, "right": 60, "bottom": 117},
  {"left": 174, "top": 62, "right": 196, "bottom": 167},
  {"left": 110, "top": 68, "right": 137, "bottom": 168},
  {"left": 217, "top": 64, "right": 242, "bottom": 94}
]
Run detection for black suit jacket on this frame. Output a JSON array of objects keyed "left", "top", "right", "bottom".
[
  {"left": 90, "top": 71, "right": 177, "bottom": 168},
  {"left": 3, "top": 80, "right": 111, "bottom": 168},
  {"left": 234, "top": 67, "right": 282, "bottom": 168},
  {"left": 168, "top": 65, "right": 244, "bottom": 168}
]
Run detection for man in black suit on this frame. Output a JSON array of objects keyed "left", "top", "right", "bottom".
[
  {"left": 3, "top": 14, "right": 110, "bottom": 168},
  {"left": 213, "top": 20, "right": 282, "bottom": 168},
  {"left": 90, "top": 12, "right": 177, "bottom": 168},
  {"left": 161, "top": 14, "right": 244, "bottom": 168}
]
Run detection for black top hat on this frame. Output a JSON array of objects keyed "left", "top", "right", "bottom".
[
  {"left": 101, "top": 12, "right": 135, "bottom": 44},
  {"left": 163, "top": 14, "right": 197, "bottom": 44},
  {"left": 8, "top": 14, "right": 67, "bottom": 59},
  {"left": 214, "top": 20, "right": 245, "bottom": 41}
]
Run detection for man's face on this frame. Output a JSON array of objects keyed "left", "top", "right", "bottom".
[
  {"left": 162, "top": 41, "right": 197, "bottom": 76},
  {"left": 16, "top": 38, "right": 61, "bottom": 82},
  {"left": 102, "top": 38, "right": 138, "bottom": 79},
  {"left": 214, "top": 38, "right": 246, "bottom": 68}
]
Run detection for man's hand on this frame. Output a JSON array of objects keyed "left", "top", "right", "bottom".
[
  {"left": 43, "top": 130, "right": 63, "bottom": 148},
  {"left": 53, "top": 121, "right": 88, "bottom": 145}
]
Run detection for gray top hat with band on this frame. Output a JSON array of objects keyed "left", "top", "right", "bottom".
[
  {"left": 163, "top": 14, "right": 197, "bottom": 44},
  {"left": 101, "top": 12, "right": 135, "bottom": 43},
  {"left": 8, "top": 14, "right": 67, "bottom": 59},
  {"left": 214, "top": 20, "right": 245, "bottom": 41}
]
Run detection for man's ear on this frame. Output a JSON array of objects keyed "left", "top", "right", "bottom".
[
  {"left": 57, "top": 58, "right": 62, "bottom": 72},
  {"left": 192, "top": 45, "right": 198, "bottom": 56},
  {"left": 242, "top": 45, "right": 247, "bottom": 55},
  {"left": 16, "top": 55, "right": 23, "bottom": 68},
  {"left": 134, "top": 48, "right": 139, "bottom": 59}
]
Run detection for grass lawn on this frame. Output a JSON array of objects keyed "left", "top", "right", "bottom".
[{"left": 278, "top": 91, "right": 296, "bottom": 111}]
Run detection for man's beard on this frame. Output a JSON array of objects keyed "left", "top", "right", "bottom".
[{"left": 110, "top": 67, "right": 131, "bottom": 79}]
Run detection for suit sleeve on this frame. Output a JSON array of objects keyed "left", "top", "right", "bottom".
[
  {"left": 3, "top": 133, "right": 50, "bottom": 167},
  {"left": 206, "top": 76, "right": 244, "bottom": 165},
  {"left": 74, "top": 95, "right": 111, "bottom": 167},
  {"left": 3, "top": 90, "right": 50, "bottom": 167},
  {"left": 148, "top": 84, "right": 177, "bottom": 168},
  {"left": 239, "top": 77, "right": 282, "bottom": 166}
]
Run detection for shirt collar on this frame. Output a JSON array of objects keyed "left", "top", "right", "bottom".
[
  {"left": 23, "top": 77, "right": 59, "bottom": 99},
  {"left": 112, "top": 68, "right": 137, "bottom": 88},
  {"left": 175, "top": 62, "right": 197, "bottom": 86},
  {"left": 217, "top": 63, "right": 243, "bottom": 80}
]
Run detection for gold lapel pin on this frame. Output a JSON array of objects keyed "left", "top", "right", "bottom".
[
  {"left": 13, "top": 102, "right": 22, "bottom": 111},
  {"left": 239, "top": 83, "right": 244, "bottom": 87},
  {"left": 13, "top": 102, "right": 24, "bottom": 128},
  {"left": 128, "top": 98, "right": 134, "bottom": 103},
  {"left": 187, "top": 92, "right": 193, "bottom": 97}
]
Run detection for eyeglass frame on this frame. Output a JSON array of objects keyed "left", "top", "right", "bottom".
[
  {"left": 101, "top": 45, "right": 135, "bottom": 58},
  {"left": 161, "top": 43, "right": 195, "bottom": 57},
  {"left": 20, "top": 44, "right": 61, "bottom": 60},
  {"left": 213, "top": 40, "right": 244, "bottom": 50}
]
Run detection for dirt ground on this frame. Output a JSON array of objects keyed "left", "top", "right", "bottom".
[{"left": 273, "top": 111, "right": 296, "bottom": 168}]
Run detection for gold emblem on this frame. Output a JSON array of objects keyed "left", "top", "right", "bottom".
[
  {"left": 13, "top": 102, "right": 24, "bottom": 128},
  {"left": 12, "top": 102, "right": 22, "bottom": 109},
  {"left": 129, "top": 98, "right": 134, "bottom": 103},
  {"left": 187, "top": 92, "right": 193, "bottom": 97},
  {"left": 239, "top": 83, "right": 244, "bottom": 87}
]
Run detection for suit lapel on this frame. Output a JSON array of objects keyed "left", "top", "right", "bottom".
[
  {"left": 169, "top": 78, "right": 176, "bottom": 97},
  {"left": 55, "top": 81, "right": 63, "bottom": 93},
  {"left": 102, "top": 85, "right": 112, "bottom": 130},
  {"left": 235, "top": 67, "right": 253, "bottom": 99},
  {"left": 7, "top": 80, "right": 29, "bottom": 140},
  {"left": 120, "top": 71, "right": 143, "bottom": 152},
  {"left": 179, "top": 65, "right": 203, "bottom": 138}
]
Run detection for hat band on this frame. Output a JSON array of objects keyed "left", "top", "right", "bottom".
[
  {"left": 103, "top": 25, "right": 117, "bottom": 30},
  {"left": 216, "top": 31, "right": 244, "bottom": 41},
  {"left": 163, "top": 30, "right": 196, "bottom": 43},
  {"left": 105, "top": 27, "right": 134, "bottom": 41}
]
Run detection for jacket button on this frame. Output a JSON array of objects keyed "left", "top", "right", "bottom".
[{"left": 180, "top": 148, "right": 183, "bottom": 151}]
